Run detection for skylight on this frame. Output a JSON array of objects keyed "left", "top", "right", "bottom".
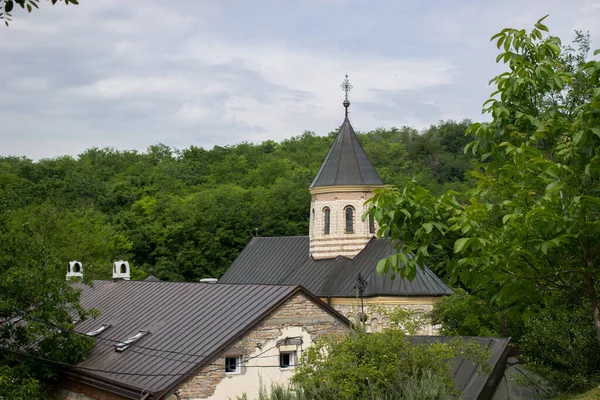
[
  {"left": 85, "top": 324, "right": 111, "bottom": 337},
  {"left": 115, "top": 330, "right": 148, "bottom": 352}
]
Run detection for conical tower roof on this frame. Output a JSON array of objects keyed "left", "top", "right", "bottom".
[{"left": 310, "top": 116, "right": 383, "bottom": 188}]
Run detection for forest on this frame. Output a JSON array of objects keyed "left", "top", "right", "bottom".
[{"left": 0, "top": 120, "right": 472, "bottom": 282}]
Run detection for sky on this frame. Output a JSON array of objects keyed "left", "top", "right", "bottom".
[{"left": 1, "top": 0, "right": 599, "bottom": 160}]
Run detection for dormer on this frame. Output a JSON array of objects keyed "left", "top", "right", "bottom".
[
  {"left": 66, "top": 261, "right": 83, "bottom": 280},
  {"left": 113, "top": 260, "right": 131, "bottom": 280}
]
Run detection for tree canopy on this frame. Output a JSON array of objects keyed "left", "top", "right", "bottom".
[{"left": 369, "top": 17, "right": 600, "bottom": 394}]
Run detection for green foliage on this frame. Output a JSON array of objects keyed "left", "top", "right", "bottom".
[
  {"left": 1, "top": 0, "right": 78, "bottom": 26},
  {"left": 0, "top": 202, "right": 95, "bottom": 399},
  {"left": 369, "top": 19, "right": 600, "bottom": 394},
  {"left": 290, "top": 329, "right": 489, "bottom": 400},
  {"left": 431, "top": 289, "right": 504, "bottom": 337},
  {"left": 557, "top": 386, "right": 600, "bottom": 400},
  {"left": 519, "top": 295, "right": 600, "bottom": 394},
  {"left": 241, "top": 371, "right": 454, "bottom": 400},
  {"left": 0, "top": 121, "right": 470, "bottom": 283}
]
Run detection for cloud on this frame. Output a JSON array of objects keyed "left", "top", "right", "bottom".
[{"left": 0, "top": 0, "right": 599, "bottom": 159}]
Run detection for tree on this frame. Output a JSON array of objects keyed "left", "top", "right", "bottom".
[
  {"left": 1, "top": 0, "right": 78, "bottom": 26},
  {"left": 0, "top": 199, "right": 94, "bottom": 398},
  {"left": 369, "top": 16, "right": 600, "bottom": 347},
  {"left": 288, "top": 328, "right": 488, "bottom": 400}
]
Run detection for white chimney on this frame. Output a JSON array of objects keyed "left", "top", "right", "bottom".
[
  {"left": 66, "top": 261, "right": 83, "bottom": 280},
  {"left": 112, "top": 260, "right": 131, "bottom": 280}
]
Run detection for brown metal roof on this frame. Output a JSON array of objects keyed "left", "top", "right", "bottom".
[
  {"left": 219, "top": 237, "right": 453, "bottom": 297},
  {"left": 70, "top": 281, "right": 348, "bottom": 399},
  {"left": 310, "top": 117, "right": 384, "bottom": 188}
]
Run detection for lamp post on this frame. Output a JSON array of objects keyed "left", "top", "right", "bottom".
[{"left": 355, "top": 273, "right": 368, "bottom": 326}]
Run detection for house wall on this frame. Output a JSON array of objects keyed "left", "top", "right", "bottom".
[
  {"left": 309, "top": 189, "right": 378, "bottom": 260},
  {"left": 326, "top": 296, "right": 442, "bottom": 335},
  {"left": 174, "top": 292, "right": 349, "bottom": 400}
]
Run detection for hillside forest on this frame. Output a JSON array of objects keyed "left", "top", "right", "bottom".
[{"left": 0, "top": 120, "right": 472, "bottom": 282}]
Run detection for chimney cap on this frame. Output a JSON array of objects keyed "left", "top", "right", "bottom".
[
  {"left": 113, "top": 260, "right": 131, "bottom": 280},
  {"left": 66, "top": 261, "right": 83, "bottom": 280}
]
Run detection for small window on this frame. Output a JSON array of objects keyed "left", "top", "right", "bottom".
[
  {"left": 345, "top": 206, "right": 354, "bottom": 233},
  {"left": 323, "top": 207, "right": 330, "bottom": 235},
  {"left": 369, "top": 214, "right": 375, "bottom": 234},
  {"left": 225, "top": 356, "right": 242, "bottom": 374},
  {"left": 120, "top": 263, "right": 127, "bottom": 273},
  {"left": 74, "top": 262, "right": 82, "bottom": 273},
  {"left": 85, "top": 324, "right": 111, "bottom": 337},
  {"left": 115, "top": 330, "right": 148, "bottom": 352},
  {"left": 279, "top": 352, "right": 295, "bottom": 369}
]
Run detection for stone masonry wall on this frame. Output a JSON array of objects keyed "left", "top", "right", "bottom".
[
  {"left": 176, "top": 292, "right": 349, "bottom": 400},
  {"left": 309, "top": 190, "right": 377, "bottom": 259},
  {"left": 330, "top": 301, "right": 440, "bottom": 335}
]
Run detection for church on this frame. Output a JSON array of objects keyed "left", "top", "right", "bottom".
[{"left": 220, "top": 77, "right": 452, "bottom": 334}]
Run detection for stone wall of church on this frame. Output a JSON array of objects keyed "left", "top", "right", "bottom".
[
  {"left": 309, "top": 190, "right": 377, "bottom": 259},
  {"left": 175, "top": 292, "right": 349, "bottom": 400},
  {"left": 327, "top": 297, "right": 441, "bottom": 336}
]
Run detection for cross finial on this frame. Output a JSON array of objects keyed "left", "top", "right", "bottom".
[{"left": 340, "top": 74, "right": 352, "bottom": 118}]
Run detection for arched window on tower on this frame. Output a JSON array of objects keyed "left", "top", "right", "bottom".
[
  {"left": 345, "top": 206, "right": 354, "bottom": 233},
  {"left": 369, "top": 213, "right": 376, "bottom": 234},
  {"left": 323, "top": 207, "right": 330, "bottom": 235}
]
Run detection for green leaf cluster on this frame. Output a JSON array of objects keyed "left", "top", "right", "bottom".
[
  {"left": 0, "top": 201, "right": 95, "bottom": 399},
  {"left": 369, "top": 20, "right": 600, "bottom": 394},
  {"left": 290, "top": 329, "right": 489, "bottom": 400}
]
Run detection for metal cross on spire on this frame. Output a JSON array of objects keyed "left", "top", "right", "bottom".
[{"left": 340, "top": 74, "right": 352, "bottom": 118}]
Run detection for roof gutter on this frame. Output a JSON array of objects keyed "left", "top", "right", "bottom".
[{"left": 62, "top": 370, "right": 156, "bottom": 400}]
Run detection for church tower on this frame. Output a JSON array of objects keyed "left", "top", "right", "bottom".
[{"left": 309, "top": 76, "right": 384, "bottom": 260}]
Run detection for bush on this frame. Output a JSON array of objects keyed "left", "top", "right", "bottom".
[{"left": 289, "top": 329, "right": 488, "bottom": 400}]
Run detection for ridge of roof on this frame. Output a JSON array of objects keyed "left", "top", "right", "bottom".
[
  {"left": 220, "top": 236, "right": 453, "bottom": 297},
  {"left": 310, "top": 117, "right": 384, "bottom": 188}
]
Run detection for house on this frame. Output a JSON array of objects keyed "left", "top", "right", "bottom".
[
  {"left": 56, "top": 279, "right": 349, "bottom": 400},
  {"left": 220, "top": 85, "right": 452, "bottom": 333}
]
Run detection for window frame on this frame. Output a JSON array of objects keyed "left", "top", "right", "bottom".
[
  {"left": 344, "top": 206, "right": 354, "bottom": 233},
  {"left": 115, "top": 330, "right": 148, "bottom": 352},
  {"left": 323, "top": 207, "right": 331, "bottom": 235},
  {"left": 225, "top": 355, "right": 242, "bottom": 375},
  {"left": 279, "top": 351, "right": 296, "bottom": 370}
]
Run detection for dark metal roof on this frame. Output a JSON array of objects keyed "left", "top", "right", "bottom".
[
  {"left": 407, "top": 336, "right": 513, "bottom": 400},
  {"left": 219, "top": 237, "right": 452, "bottom": 297},
  {"left": 310, "top": 117, "right": 384, "bottom": 188},
  {"left": 69, "top": 281, "right": 348, "bottom": 399}
]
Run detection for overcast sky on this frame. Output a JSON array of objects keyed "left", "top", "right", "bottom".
[{"left": 1, "top": 0, "right": 599, "bottom": 160}]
